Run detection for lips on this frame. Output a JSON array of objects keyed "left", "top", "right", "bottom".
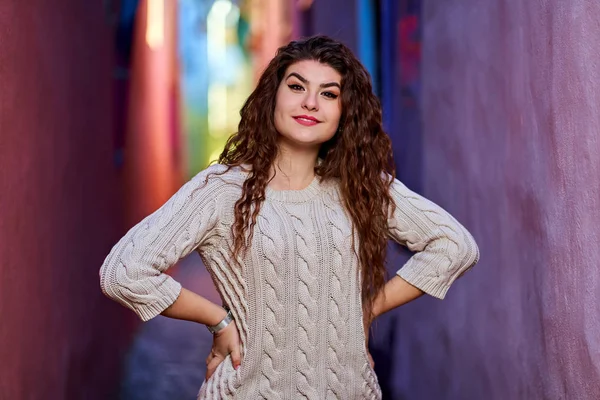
[{"left": 293, "top": 115, "right": 320, "bottom": 126}]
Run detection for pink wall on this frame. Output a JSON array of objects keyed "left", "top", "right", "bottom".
[
  {"left": 0, "top": 2, "right": 134, "bottom": 398},
  {"left": 381, "top": 1, "right": 600, "bottom": 399},
  {"left": 124, "top": 0, "right": 184, "bottom": 228}
]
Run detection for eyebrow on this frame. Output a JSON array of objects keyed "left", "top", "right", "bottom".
[{"left": 286, "top": 72, "right": 341, "bottom": 89}]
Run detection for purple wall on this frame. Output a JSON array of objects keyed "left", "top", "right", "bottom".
[
  {"left": 374, "top": 1, "right": 600, "bottom": 399},
  {"left": 307, "top": 1, "right": 358, "bottom": 53},
  {"left": 0, "top": 2, "right": 134, "bottom": 398}
]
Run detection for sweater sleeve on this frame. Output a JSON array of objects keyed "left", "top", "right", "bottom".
[
  {"left": 387, "top": 178, "right": 480, "bottom": 299},
  {"left": 99, "top": 168, "right": 225, "bottom": 321}
]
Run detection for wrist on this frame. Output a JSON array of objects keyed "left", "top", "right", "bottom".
[
  {"left": 372, "top": 286, "right": 390, "bottom": 319},
  {"left": 206, "top": 306, "right": 234, "bottom": 334},
  {"left": 205, "top": 303, "right": 228, "bottom": 326}
]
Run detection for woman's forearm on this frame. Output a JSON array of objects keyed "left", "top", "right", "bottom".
[
  {"left": 372, "top": 275, "right": 424, "bottom": 318},
  {"left": 161, "top": 287, "right": 227, "bottom": 326}
]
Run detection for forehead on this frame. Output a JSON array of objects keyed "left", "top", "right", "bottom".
[{"left": 284, "top": 60, "right": 342, "bottom": 83}]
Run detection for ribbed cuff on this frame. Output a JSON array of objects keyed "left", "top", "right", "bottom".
[
  {"left": 133, "top": 279, "right": 183, "bottom": 321},
  {"left": 396, "top": 259, "right": 452, "bottom": 300}
]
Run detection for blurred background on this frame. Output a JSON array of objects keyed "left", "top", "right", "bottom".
[{"left": 1, "top": 0, "right": 600, "bottom": 399}]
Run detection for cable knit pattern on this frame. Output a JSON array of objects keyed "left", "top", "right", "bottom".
[
  {"left": 322, "top": 190, "right": 353, "bottom": 400},
  {"left": 256, "top": 208, "right": 287, "bottom": 400},
  {"left": 290, "top": 207, "right": 321, "bottom": 399},
  {"left": 100, "top": 165, "right": 479, "bottom": 399},
  {"left": 387, "top": 179, "right": 480, "bottom": 298}
]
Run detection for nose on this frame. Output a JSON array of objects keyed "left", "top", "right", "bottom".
[{"left": 301, "top": 90, "right": 319, "bottom": 111}]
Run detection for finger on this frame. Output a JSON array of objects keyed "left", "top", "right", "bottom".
[
  {"left": 230, "top": 346, "right": 241, "bottom": 370},
  {"left": 206, "top": 347, "right": 219, "bottom": 367},
  {"left": 205, "top": 357, "right": 218, "bottom": 380},
  {"left": 368, "top": 353, "right": 375, "bottom": 369},
  {"left": 205, "top": 356, "right": 223, "bottom": 380}
]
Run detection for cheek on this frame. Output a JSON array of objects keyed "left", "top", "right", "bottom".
[
  {"left": 322, "top": 109, "right": 341, "bottom": 140},
  {"left": 274, "top": 94, "right": 294, "bottom": 122},
  {"left": 275, "top": 86, "right": 294, "bottom": 110},
  {"left": 327, "top": 102, "right": 342, "bottom": 127}
]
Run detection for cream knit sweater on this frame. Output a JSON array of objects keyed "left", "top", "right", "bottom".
[{"left": 100, "top": 164, "right": 479, "bottom": 400}]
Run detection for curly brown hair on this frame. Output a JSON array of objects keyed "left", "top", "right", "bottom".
[{"left": 217, "top": 35, "right": 396, "bottom": 322}]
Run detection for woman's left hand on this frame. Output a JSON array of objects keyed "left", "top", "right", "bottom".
[{"left": 205, "top": 321, "right": 242, "bottom": 381}]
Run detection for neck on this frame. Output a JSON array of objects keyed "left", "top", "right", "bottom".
[{"left": 270, "top": 140, "right": 319, "bottom": 191}]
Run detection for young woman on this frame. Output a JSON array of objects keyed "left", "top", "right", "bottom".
[{"left": 100, "top": 35, "right": 479, "bottom": 399}]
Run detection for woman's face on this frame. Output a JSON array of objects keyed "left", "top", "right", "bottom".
[{"left": 274, "top": 60, "right": 342, "bottom": 150}]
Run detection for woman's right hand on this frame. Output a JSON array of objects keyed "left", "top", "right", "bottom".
[{"left": 205, "top": 321, "right": 242, "bottom": 381}]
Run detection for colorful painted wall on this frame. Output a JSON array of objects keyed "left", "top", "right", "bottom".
[
  {"left": 123, "top": 0, "right": 184, "bottom": 226},
  {"left": 0, "top": 1, "right": 134, "bottom": 399},
  {"left": 4, "top": 1, "right": 600, "bottom": 399}
]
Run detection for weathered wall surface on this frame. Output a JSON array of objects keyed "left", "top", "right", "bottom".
[
  {"left": 0, "top": 2, "right": 133, "bottom": 398},
  {"left": 374, "top": 1, "right": 600, "bottom": 399}
]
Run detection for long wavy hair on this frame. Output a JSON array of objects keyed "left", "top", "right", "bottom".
[{"left": 217, "top": 35, "right": 396, "bottom": 322}]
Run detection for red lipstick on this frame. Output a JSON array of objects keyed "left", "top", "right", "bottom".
[{"left": 293, "top": 115, "right": 320, "bottom": 126}]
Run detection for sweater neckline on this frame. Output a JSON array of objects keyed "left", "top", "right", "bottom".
[
  {"left": 265, "top": 175, "right": 324, "bottom": 203},
  {"left": 233, "top": 164, "right": 334, "bottom": 203}
]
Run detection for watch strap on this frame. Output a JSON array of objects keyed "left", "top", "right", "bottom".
[{"left": 207, "top": 308, "right": 234, "bottom": 334}]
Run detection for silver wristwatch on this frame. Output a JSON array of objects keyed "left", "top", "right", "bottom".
[{"left": 207, "top": 307, "right": 234, "bottom": 334}]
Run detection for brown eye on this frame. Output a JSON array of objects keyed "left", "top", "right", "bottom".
[
  {"left": 288, "top": 84, "right": 304, "bottom": 91},
  {"left": 322, "top": 91, "right": 338, "bottom": 99}
]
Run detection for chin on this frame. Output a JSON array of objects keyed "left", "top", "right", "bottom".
[{"left": 281, "top": 129, "right": 334, "bottom": 148}]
